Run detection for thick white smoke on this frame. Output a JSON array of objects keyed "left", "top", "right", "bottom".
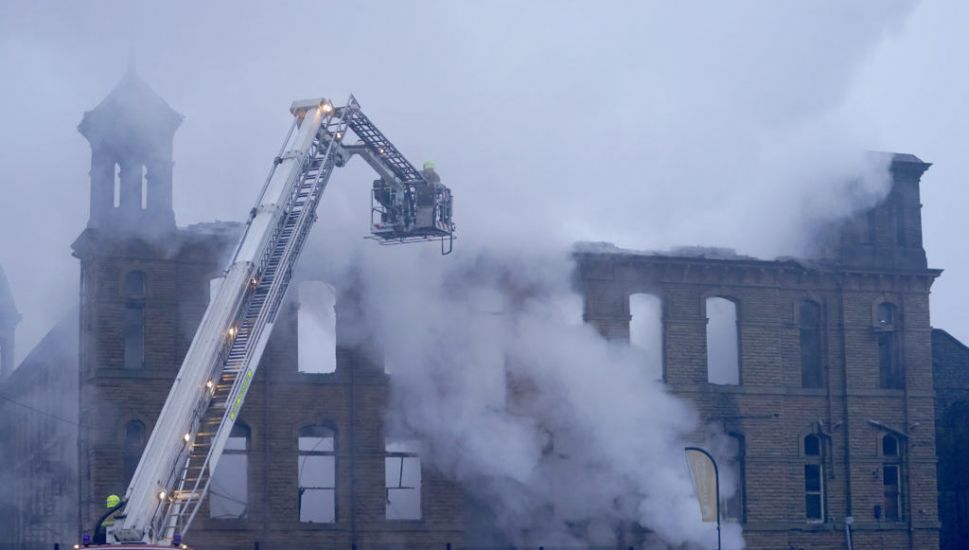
[{"left": 349, "top": 246, "right": 739, "bottom": 548}]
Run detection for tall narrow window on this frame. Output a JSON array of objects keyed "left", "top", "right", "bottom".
[
  {"left": 210, "top": 422, "right": 249, "bottom": 519},
  {"left": 124, "top": 271, "right": 146, "bottom": 369},
  {"left": 882, "top": 434, "right": 902, "bottom": 521},
  {"left": 123, "top": 420, "right": 146, "bottom": 487},
  {"left": 297, "top": 281, "right": 337, "bottom": 374},
  {"left": 140, "top": 165, "right": 148, "bottom": 210},
  {"left": 298, "top": 425, "right": 336, "bottom": 523},
  {"left": 706, "top": 297, "right": 739, "bottom": 385},
  {"left": 721, "top": 434, "right": 745, "bottom": 522},
  {"left": 803, "top": 434, "right": 824, "bottom": 522},
  {"left": 629, "top": 293, "right": 663, "bottom": 380},
  {"left": 386, "top": 439, "right": 421, "bottom": 520},
  {"left": 113, "top": 164, "right": 121, "bottom": 208},
  {"left": 876, "top": 303, "right": 902, "bottom": 389},
  {"left": 799, "top": 301, "right": 823, "bottom": 388}
]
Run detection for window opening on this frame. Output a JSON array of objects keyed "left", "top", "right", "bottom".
[
  {"left": 298, "top": 425, "right": 336, "bottom": 523},
  {"left": 799, "top": 301, "right": 823, "bottom": 388},
  {"left": 629, "top": 293, "right": 663, "bottom": 380},
  {"left": 385, "top": 439, "right": 421, "bottom": 520},
  {"left": 210, "top": 423, "right": 249, "bottom": 519},
  {"left": 123, "top": 420, "right": 145, "bottom": 487},
  {"left": 706, "top": 297, "right": 739, "bottom": 385},
  {"left": 297, "top": 282, "right": 337, "bottom": 374}
]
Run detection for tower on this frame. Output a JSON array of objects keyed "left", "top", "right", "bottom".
[
  {"left": 77, "top": 66, "right": 181, "bottom": 237},
  {"left": 0, "top": 264, "right": 20, "bottom": 379}
]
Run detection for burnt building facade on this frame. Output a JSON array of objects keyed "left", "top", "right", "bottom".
[
  {"left": 69, "top": 71, "right": 465, "bottom": 549},
  {"left": 574, "top": 155, "right": 943, "bottom": 549},
  {"left": 1, "top": 70, "right": 967, "bottom": 550}
]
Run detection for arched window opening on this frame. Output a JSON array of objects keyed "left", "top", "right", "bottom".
[
  {"left": 876, "top": 303, "right": 903, "bottom": 389},
  {"left": 386, "top": 438, "right": 421, "bottom": 520},
  {"left": 298, "top": 425, "right": 336, "bottom": 523},
  {"left": 210, "top": 422, "right": 249, "bottom": 519},
  {"left": 297, "top": 282, "right": 337, "bottom": 374},
  {"left": 804, "top": 434, "right": 821, "bottom": 457},
  {"left": 706, "top": 297, "right": 739, "bottom": 385},
  {"left": 877, "top": 303, "right": 897, "bottom": 327},
  {"left": 122, "top": 420, "right": 145, "bottom": 487},
  {"left": 721, "top": 434, "right": 745, "bottom": 522},
  {"left": 629, "top": 293, "right": 663, "bottom": 380},
  {"left": 799, "top": 301, "right": 823, "bottom": 388},
  {"left": 883, "top": 434, "right": 899, "bottom": 457}
]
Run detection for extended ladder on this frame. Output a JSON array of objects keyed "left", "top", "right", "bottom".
[{"left": 109, "top": 97, "right": 453, "bottom": 545}]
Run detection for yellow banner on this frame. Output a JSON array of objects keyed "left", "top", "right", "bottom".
[{"left": 685, "top": 448, "right": 719, "bottom": 523}]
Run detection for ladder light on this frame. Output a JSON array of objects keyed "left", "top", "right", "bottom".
[
  {"left": 183, "top": 433, "right": 191, "bottom": 443},
  {"left": 228, "top": 326, "right": 238, "bottom": 338},
  {"left": 206, "top": 380, "right": 214, "bottom": 390},
  {"left": 321, "top": 102, "right": 334, "bottom": 114},
  {"left": 158, "top": 490, "right": 167, "bottom": 500}
]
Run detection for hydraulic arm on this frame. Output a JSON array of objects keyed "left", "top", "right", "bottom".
[{"left": 106, "top": 96, "right": 454, "bottom": 545}]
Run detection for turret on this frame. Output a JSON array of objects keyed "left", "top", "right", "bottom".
[{"left": 78, "top": 67, "right": 182, "bottom": 238}]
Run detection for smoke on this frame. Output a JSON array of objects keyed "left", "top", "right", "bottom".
[{"left": 0, "top": 0, "right": 935, "bottom": 546}]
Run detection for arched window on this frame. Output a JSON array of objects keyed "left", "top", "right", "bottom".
[
  {"left": 721, "top": 433, "right": 745, "bottom": 522},
  {"left": 875, "top": 303, "right": 903, "bottom": 389},
  {"left": 706, "top": 297, "right": 739, "bottom": 385},
  {"left": 122, "top": 420, "right": 145, "bottom": 487},
  {"left": 881, "top": 434, "right": 903, "bottom": 521},
  {"left": 124, "top": 271, "right": 146, "bottom": 369},
  {"left": 386, "top": 438, "right": 421, "bottom": 520},
  {"left": 803, "top": 434, "right": 825, "bottom": 522},
  {"left": 297, "top": 282, "right": 337, "bottom": 374},
  {"left": 298, "top": 425, "right": 336, "bottom": 523},
  {"left": 799, "top": 301, "right": 823, "bottom": 388},
  {"left": 210, "top": 422, "right": 249, "bottom": 519},
  {"left": 629, "top": 293, "right": 663, "bottom": 380}
]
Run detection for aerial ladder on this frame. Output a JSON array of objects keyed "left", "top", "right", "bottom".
[{"left": 85, "top": 96, "right": 454, "bottom": 548}]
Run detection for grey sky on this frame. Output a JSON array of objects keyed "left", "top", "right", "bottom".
[{"left": 0, "top": 0, "right": 966, "bottom": 362}]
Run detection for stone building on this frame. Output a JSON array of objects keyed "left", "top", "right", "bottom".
[
  {"left": 574, "top": 154, "right": 942, "bottom": 549},
  {"left": 0, "top": 69, "right": 967, "bottom": 550},
  {"left": 933, "top": 329, "right": 969, "bottom": 550}
]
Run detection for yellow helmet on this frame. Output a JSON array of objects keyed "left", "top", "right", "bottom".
[
  {"left": 106, "top": 494, "right": 121, "bottom": 509},
  {"left": 423, "top": 160, "right": 435, "bottom": 170}
]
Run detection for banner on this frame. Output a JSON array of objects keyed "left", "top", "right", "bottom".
[{"left": 685, "top": 447, "right": 719, "bottom": 523}]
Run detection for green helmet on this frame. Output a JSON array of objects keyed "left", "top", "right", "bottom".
[
  {"left": 107, "top": 494, "right": 121, "bottom": 509},
  {"left": 423, "top": 160, "right": 435, "bottom": 170}
]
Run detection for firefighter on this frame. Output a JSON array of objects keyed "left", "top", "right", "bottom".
[
  {"left": 93, "top": 494, "right": 122, "bottom": 543},
  {"left": 421, "top": 160, "right": 441, "bottom": 185}
]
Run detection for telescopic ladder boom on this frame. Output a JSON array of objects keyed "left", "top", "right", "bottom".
[{"left": 108, "top": 96, "right": 454, "bottom": 545}]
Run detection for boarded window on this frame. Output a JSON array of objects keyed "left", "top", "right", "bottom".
[
  {"left": 386, "top": 439, "right": 421, "bottom": 520},
  {"left": 799, "top": 301, "right": 823, "bottom": 388},
  {"left": 123, "top": 420, "right": 145, "bottom": 487},
  {"left": 298, "top": 425, "right": 336, "bottom": 523},
  {"left": 629, "top": 293, "right": 663, "bottom": 380},
  {"left": 298, "top": 282, "right": 337, "bottom": 374},
  {"left": 706, "top": 297, "right": 739, "bottom": 385},
  {"left": 878, "top": 332, "right": 902, "bottom": 390},
  {"left": 210, "top": 423, "right": 249, "bottom": 519}
]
